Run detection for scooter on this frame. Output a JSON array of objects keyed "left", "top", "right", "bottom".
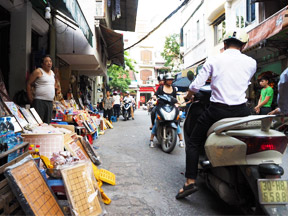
[
  {"left": 184, "top": 85, "right": 288, "bottom": 215},
  {"left": 122, "top": 99, "right": 131, "bottom": 121},
  {"left": 155, "top": 94, "right": 180, "bottom": 153}
]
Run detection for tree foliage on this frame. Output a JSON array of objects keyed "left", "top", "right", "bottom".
[
  {"left": 161, "top": 34, "right": 182, "bottom": 72},
  {"left": 107, "top": 51, "right": 137, "bottom": 92}
]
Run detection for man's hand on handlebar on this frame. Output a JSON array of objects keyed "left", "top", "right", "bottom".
[{"left": 184, "top": 90, "right": 195, "bottom": 102}]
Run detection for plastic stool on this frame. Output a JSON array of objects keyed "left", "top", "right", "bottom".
[{"left": 111, "top": 116, "right": 117, "bottom": 122}]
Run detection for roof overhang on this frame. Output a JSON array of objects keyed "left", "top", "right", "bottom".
[
  {"left": 57, "top": 54, "right": 106, "bottom": 76},
  {"left": 243, "top": 6, "right": 288, "bottom": 52},
  {"left": 111, "top": 0, "right": 138, "bottom": 32},
  {"left": 98, "top": 24, "right": 124, "bottom": 66}
]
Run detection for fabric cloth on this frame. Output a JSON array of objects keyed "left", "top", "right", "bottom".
[
  {"left": 104, "top": 108, "right": 113, "bottom": 121},
  {"left": 113, "top": 95, "right": 121, "bottom": 105},
  {"left": 278, "top": 68, "right": 288, "bottom": 114},
  {"left": 189, "top": 49, "right": 257, "bottom": 105},
  {"left": 185, "top": 103, "right": 250, "bottom": 179},
  {"left": 32, "top": 99, "right": 53, "bottom": 124},
  {"left": 113, "top": 104, "right": 121, "bottom": 118},
  {"left": 34, "top": 68, "right": 55, "bottom": 101},
  {"left": 103, "top": 97, "right": 114, "bottom": 110},
  {"left": 260, "top": 86, "right": 273, "bottom": 107}
]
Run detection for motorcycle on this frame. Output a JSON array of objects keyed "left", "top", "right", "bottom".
[
  {"left": 155, "top": 94, "right": 180, "bottom": 153},
  {"left": 122, "top": 98, "right": 131, "bottom": 121},
  {"left": 184, "top": 85, "right": 288, "bottom": 215}
]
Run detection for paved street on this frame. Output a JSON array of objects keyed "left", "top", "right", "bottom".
[{"left": 96, "top": 110, "right": 288, "bottom": 216}]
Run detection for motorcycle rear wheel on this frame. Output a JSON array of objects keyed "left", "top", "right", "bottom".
[{"left": 157, "top": 126, "right": 177, "bottom": 153}]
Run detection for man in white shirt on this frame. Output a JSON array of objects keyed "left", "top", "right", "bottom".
[
  {"left": 113, "top": 91, "right": 121, "bottom": 121},
  {"left": 176, "top": 29, "right": 257, "bottom": 199},
  {"left": 123, "top": 91, "right": 135, "bottom": 120}
]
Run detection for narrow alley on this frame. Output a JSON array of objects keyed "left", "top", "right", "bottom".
[{"left": 96, "top": 110, "right": 243, "bottom": 215}]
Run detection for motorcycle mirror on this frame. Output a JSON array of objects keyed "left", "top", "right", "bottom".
[{"left": 187, "top": 71, "right": 195, "bottom": 81}]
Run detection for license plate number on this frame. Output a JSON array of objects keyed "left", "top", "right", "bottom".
[{"left": 258, "top": 179, "right": 288, "bottom": 204}]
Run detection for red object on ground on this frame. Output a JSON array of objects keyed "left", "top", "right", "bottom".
[{"left": 87, "top": 135, "right": 93, "bottom": 144}]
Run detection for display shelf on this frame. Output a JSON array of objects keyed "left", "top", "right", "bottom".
[{"left": 0, "top": 142, "right": 29, "bottom": 160}]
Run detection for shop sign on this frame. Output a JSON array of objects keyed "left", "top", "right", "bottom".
[{"left": 63, "top": 0, "right": 93, "bottom": 46}]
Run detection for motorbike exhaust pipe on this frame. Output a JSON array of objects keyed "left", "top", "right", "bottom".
[{"left": 207, "top": 174, "right": 239, "bottom": 205}]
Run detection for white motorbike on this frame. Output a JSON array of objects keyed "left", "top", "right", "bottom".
[
  {"left": 122, "top": 98, "right": 132, "bottom": 121},
  {"left": 184, "top": 85, "right": 288, "bottom": 215}
]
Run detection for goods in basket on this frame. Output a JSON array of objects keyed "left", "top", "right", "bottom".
[
  {"left": 50, "top": 151, "right": 79, "bottom": 168},
  {"left": 40, "top": 155, "right": 54, "bottom": 168}
]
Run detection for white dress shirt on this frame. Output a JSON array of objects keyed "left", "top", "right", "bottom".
[
  {"left": 189, "top": 49, "right": 257, "bottom": 105},
  {"left": 278, "top": 68, "right": 288, "bottom": 114}
]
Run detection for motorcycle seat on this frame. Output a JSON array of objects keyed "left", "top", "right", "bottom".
[{"left": 207, "top": 116, "right": 261, "bottom": 136}]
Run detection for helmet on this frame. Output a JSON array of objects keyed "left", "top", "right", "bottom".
[
  {"left": 125, "top": 91, "right": 130, "bottom": 94},
  {"left": 223, "top": 29, "right": 249, "bottom": 44},
  {"left": 164, "top": 73, "right": 174, "bottom": 80},
  {"left": 157, "top": 74, "right": 164, "bottom": 81}
]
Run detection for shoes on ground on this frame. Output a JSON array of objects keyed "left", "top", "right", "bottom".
[
  {"left": 179, "top": 140, "right": 184, "bottom": 148},
  {"left": 149, "top": 140, "right": 155, "bottom": 148},
  {"left": 132, "top": 117, "right": 135, "bottom": 120}
]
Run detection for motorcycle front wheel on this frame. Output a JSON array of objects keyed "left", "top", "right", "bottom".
[
  {"left": 157, "top": 126, "right": 177, "bottom": 153},
  {"left": 124, "top": 112, "right": 128, "bottom": 121}
]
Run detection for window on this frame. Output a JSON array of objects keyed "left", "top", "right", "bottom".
[
  {"left": 140, "top": 50, "right": 152, "bottom": 64},
  {"left": 196, "top": 20, "right": 200, "bottom": 41},
  {"left": 246, "top": 0, "right": 255, "bottom": 23},
  {"left": 213, "top": 14, "right": 226, "bottom": 45},
  {"left": 236, "top": 0, "right": 255, "bottom": 28}
]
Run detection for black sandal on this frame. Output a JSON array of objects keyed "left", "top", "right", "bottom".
[{"left": 175, "top": 183, "right": 198, "bottom": 199}]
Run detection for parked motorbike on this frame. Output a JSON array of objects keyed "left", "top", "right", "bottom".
[
  {"left": 122, "top": 98, "right": 131, "bottom": 121},
  {"left": 184, "top": 85, "right": 288, "bottom": 215},
  {"left": 155, "top": 94, "right": 180, "bottom": 153}
]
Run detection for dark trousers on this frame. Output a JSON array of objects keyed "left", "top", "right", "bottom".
[
  {"left": 260, "top": 107, "right": 272, "bottom": 115},
  {"left": 104, "top": 109, "right": 113, "bottom": 121},
  {"left": 185, "top": 102, "right": 250, "bottom": 179},
  {"left": 151, "top": 106, "right": 157, "bottom": 125},
  {"left": 33, "top": 99, "right": 53, "bottom": 124},
  {"left": 113, "top": 104, "right": 120, "bottom": 117}
]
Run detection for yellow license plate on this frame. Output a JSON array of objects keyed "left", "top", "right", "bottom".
[{"left": 258, "top": 179, "right": 288, "bottom": 204}]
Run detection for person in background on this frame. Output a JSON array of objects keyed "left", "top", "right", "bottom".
[
  {"left": 150, "top": 75, "right": 165, "bottom": 129},
  {"left": 102, "top": 91, "right": 114, "bottom": 122},
  {"left": 254, "top": 76, "right": 274, "bottom": 114},
  {"left": 27, "top": 55, "right": 55, "bottom": 124},
  {"left": 149, "top": 73, "right": 184, "bottom": 148},
  {"left": 268, "top": 68, "right": 288, "bottom": 115},
  {"left": 113, "top": 91, "right": 121, "bottom": 121},
  {"left": 123, "top": 91, "right": 135, "bottom": 120}
]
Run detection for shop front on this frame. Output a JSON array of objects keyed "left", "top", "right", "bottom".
[
  {"left": 139, "top": 86, "right": 155, "bottom": 106},
  {"left": 243, "top": 5, "right": 288, "bottom": 108}
]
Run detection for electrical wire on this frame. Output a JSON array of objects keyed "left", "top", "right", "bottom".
[{"left": 124, "top": 0, "right": 190, "bottom": 51}]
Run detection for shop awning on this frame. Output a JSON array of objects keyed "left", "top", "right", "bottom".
[
  {"left": 243, "top": 6, "right": 288, "bottom": 52},
  {"left": 139, "top": 87, "right": 155, "bottom": 92},
  {"left": 50, "top": 0, "right": 93, "bottom": 46},
  {"left": 98, "top": 24, "right": 124, "bottom": 66},
  {"left": 182, "top": 59, "right": 206, "bottom": 77}
]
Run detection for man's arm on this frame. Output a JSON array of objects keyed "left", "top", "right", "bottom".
[
  {"left": 185, "top": 61, "right": 212, "bottom": 100},
  {"left": 26, "top": 69, "right": 41, "bottom": 104}
]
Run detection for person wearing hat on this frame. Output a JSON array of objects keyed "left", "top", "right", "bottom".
[
  {"left": 176, "top": 29, "right": 257, "bottom": 199},
  {"left": 150, "top": 74, "right": 165, "bottom": 129},
  {"left": 113, "top": 91, "right": 121, "bottom": 121},
  {"left": 149, "top": 73, "right": 184, "bottom": 148},
  {"left": 123, "top": 91, "right": 135, "bottom": 120}
]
